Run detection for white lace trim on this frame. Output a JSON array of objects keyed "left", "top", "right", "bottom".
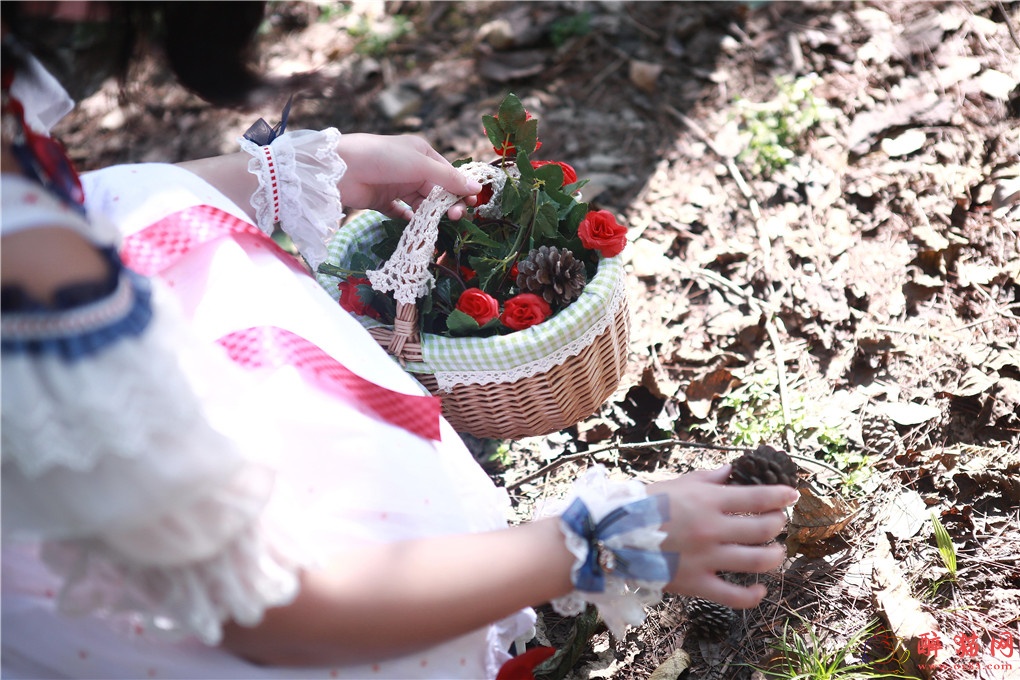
[
  {"left": 240, "top": 128, "right": 347, "bottom": 270},
  {"left": 367, "top": 162, "right": 518, "bottom": 305},
  {"left": 431, "top": 271, "right": 626, "bottom": 391},
  {"left": 40, "top": 506, "right": 302, "bottom": 646},
  {"left": 536, "top": 465, "right": 668, "bottom": 638}
]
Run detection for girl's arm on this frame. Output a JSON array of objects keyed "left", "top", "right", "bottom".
[
  {"left": 220, "top": 470, "right": 797, "bottom": 667},
  {"left": 177, "top": 133, "right": 481, "bottom": 223}
]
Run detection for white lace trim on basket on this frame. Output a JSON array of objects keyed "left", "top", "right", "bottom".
[
  {"left": 367, "top": 162, "right": 518, "bottom": 305},
  {"left": 240, "top": 128, "right": 347, "bottom": 270}
]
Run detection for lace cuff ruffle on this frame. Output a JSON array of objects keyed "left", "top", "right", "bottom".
[{"left": 240, "top": 128, "right": 347, "bottom": 270}]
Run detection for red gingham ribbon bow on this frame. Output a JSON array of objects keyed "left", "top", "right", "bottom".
[{"left": 121, "top": 205, "right": 443, "bottom": 441}]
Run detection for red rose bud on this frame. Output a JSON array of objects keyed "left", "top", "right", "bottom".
[
  {"left": 460, "top": 265, "right": 477, "bottom": 282},
  {"left": 532, "top": 160, "right": 578, "bottom": 186},
  {"left": 496, "top": 646, "right": 557, "bottom": 680},
  {"left": 456, "top": 288, "right": 500, "bottom": 325},
  {"left": 578, "top": 209, "right": 628, "bottom": 258},
  {"left": 509, "top": 261, "right": 519, "bottom": 279},
  {"left": 337, "top": 277, "right": 380, "bottom": 319},
  {"left": 501, "top": 293, "right": 552, "bottom": 331}
]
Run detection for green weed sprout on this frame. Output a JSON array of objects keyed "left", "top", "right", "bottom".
[
  {"left": 756, "top": 618, "right": 913, "bottom": 680},
  {"left": 733, "top": 73, "right": 833, "bottom": 177}
]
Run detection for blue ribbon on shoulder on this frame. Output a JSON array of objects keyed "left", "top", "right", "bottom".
[
  {"left": 242, "top": 95, "right": 294, "bottom": 146},
  {"left": 561, "top": 494, "right": 679, "bottom": 593}
]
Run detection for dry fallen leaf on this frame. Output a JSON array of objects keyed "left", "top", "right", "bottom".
[
  {"left": 872, "top": 533, "right": 951, "bottom": 678},
  {"left": 787, "top": 484, "right": 856, "bottom": 548},
  {"left": 647, "top": 648, "right": 691, "bottom": 680},
  {"left": 882, "top": 129, "right": 928, "bottom": 157},
  {"left": 682, "top": 368, "right": 737, "bottom": 420}
]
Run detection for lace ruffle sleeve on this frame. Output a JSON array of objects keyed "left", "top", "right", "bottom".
[
  {"left": 1, "top": 258, "right": 304, "bottom": 645},
  {"left": 239, "top": 128, "right": 347, "bottom": 270}
]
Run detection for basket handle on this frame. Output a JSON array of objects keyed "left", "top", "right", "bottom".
[{"left": 366, "top": 162, "right": 515, "bottom": 358}]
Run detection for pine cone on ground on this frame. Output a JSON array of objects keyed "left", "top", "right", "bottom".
[
  {"left": 728, "top": 444, "right": 798, "bottom": 487},
  {"left": 516, "top": 245, "right": 586, "bottom": 307},
  {"left": 861, "top": 413, "right": 904, "bottom": 457},
  {"left": 685, "top": 597, "right": 737, "bottom": 640}
]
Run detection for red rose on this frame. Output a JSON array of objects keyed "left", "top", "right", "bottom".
[
  {"left": 532, "top": 160, "right": 578, "bottom": 186},
  {"left": 578, "top": 209, "right": 628, "bottom": 258},
  {"left": 496, "top": 646, "right": 557, "bottom": 680},
  {"left": 474, "top": 182, "right": 494, "bottom": 207},
  {"left": 337, "top": 277, "right": 380, "bottom": 319},
  {"left": 455, "top": 288, "right": 500, "bottom": 325},
  {"left": 491, "top": 112, "right": 542, "bottom": 157},
  {"left": 501, "top": 293, "right": 552, "bottom": 331}
]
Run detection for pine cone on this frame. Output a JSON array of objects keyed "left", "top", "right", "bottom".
[
  {"left": 861, "top": 413, "right": 904, "bottom": 457},
  {"left": 728, "top": 444, "right": 798, "bottom": 487},
  {"left": 516, "top": 246, "right": 586, "bottom": 307},
  {"left": 685, "top": 597, "right": 736, "bottom": 640}
]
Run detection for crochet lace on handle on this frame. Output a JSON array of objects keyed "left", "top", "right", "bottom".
[{"left": 366, "top": 161, "right": 516, "bottom": 359}]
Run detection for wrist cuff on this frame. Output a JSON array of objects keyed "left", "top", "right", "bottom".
[
  {"left": 538, "top": 465, "right": 678, "bottom": 638},
  {"left": 239, "top": 128, "right": 347, "bottom": 270}
]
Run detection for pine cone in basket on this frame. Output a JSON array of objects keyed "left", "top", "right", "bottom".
[
  {"left": 861, "top": 413, "right": 904, "bottom": 457},
  {"left": 728, "top": 444, "right": 798, "bottom": 487},
  {"left": 685, "top": 597, "right": 737, "bottom": 640},
  {"left": 516, "top": 245, "right": 587, "bottom": 307}
]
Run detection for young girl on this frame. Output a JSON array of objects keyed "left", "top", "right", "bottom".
[{"left": 1, "top": 3, "right": 798, "bottom": 678}]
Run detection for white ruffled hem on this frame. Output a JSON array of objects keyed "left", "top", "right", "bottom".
[
  {"left": 40, "top": 515, "right": 302, "bottom": 646},
  {"left": 240, "top": 128, "right": 347, "bottom": 270}
]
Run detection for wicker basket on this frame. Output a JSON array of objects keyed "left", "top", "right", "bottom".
[{"left": 320, "top": 193, "right": 630, "bottom": 440}]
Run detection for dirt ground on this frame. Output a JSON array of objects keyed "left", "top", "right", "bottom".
[{"left": 55, "top": 2, "right": 1019, "bottom": 678}]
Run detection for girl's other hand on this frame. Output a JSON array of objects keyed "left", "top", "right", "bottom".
[{"left": 648, "top": 465, "right": 798, "bottom": 609}]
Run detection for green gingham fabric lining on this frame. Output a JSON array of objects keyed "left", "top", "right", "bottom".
[{"left": 317, "top": 210, "right": 626, "bottom": 388}]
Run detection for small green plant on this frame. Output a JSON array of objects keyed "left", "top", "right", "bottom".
[
  {"left": 733, "top": 73, "right": 832, "bottom": 176},
  {"left": 548, "top": 12, "right": 592, "bottom": 47},
  {"left": 347, "top": 14, "right": 413, "bottom": 56},
  {"left": 928, "top": 512, "right": 959, "bottom": 598},
  {"left": 717, "top": 372, "right": 849, "bottom": 461},
  {"left": 756, "top": 618, "right": 913, "bottom": 680}
]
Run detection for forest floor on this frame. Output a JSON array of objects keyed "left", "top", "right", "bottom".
[{"left": 57, "top": 2, "right": 1020, "bottom": 679}]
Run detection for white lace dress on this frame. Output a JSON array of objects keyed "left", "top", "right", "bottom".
[{"left": 1, "top": 58, "right": 533, "bottom": 680}]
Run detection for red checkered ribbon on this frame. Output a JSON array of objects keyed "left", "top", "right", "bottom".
[
  {"left": 218, "top": 326, "right": 442, "bottom": 441},
  {"left": 119, "top": 204, "right": 307, "bottom": 277},
  {"left": 121, "top": 205, "right": 443, "bottom": 441}
]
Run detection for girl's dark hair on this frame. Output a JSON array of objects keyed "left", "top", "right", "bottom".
[{"left": 2, "top": 1, "right": 312, "bottom": 108}]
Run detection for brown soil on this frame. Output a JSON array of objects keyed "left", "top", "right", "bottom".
[{"left": 56, "top": 2, "right": 1019, "bottom": 678}]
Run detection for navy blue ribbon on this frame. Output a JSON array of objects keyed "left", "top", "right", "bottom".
[
  {"left": 561, "top": 494, "right": 679, "bottom": 593},
  {"left": 242, "top": 95, "right": 294, "bottom": 146}
]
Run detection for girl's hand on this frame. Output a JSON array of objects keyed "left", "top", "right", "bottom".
[
  {"left": 334, "top": 133, "right": 481, "bottom": 220},
  {"left": 648, "top": 465, "right": 798, "bottom": 609}
]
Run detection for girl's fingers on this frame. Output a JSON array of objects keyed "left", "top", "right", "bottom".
[
  {"left": 718, "top": 484, "right": 799, "bottom": 515},
  {"left": 712, "top": 543, "right": 787, "bottom": 575},
  {"left": 720, "top": 511, "right": 790, "bottom": 545},
  {"left": 696, "top": 580, "right": 770, "bottom": 610}
]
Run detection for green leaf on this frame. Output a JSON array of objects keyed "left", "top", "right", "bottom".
[
  {"left": 445, "top": 308, "right": 482, "bottom": 336},
  {"left": 482, "top": 114, "right": 504, "bottom": 149},
  {"left": 349, "top": 251, "right": 378, "bottom": 273},
  {"left": 461, "top": 220, "right": 502, "bottom": 250},
  {"left": 515, "top": 118, "right": 539, "bottom": 156},
  {"left": 532, "top": 199, "right": 560, "bottom": 242},
  {"left": 497, "top": 93, "right": 527, "bottom": 131},
  {"left": 931, "top": 513, "right": 958, "bottom": 578}
]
